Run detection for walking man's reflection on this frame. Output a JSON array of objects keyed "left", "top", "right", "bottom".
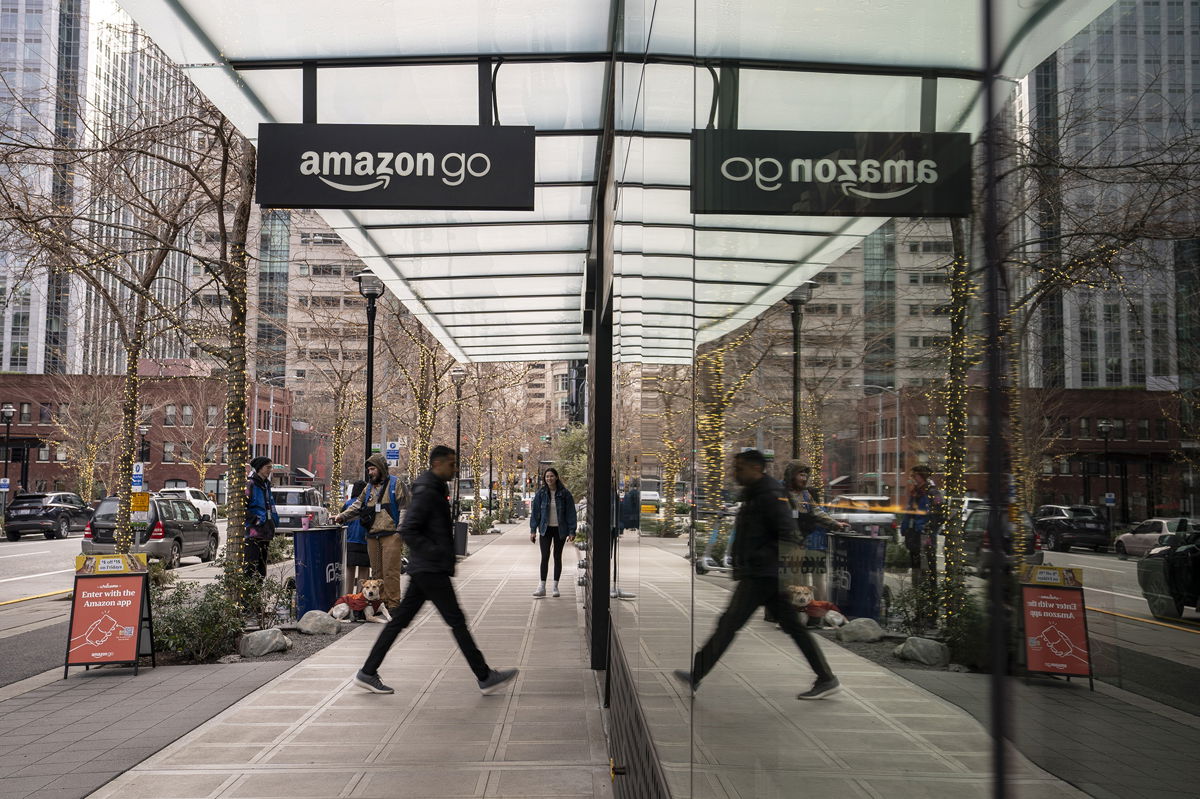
[{"left": 675, "top": 449, "right": 841, "bottom": 700}]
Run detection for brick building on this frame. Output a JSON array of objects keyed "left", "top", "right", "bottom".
[{"left": 0, "top": 373, "right": 301, "bottom": 502}]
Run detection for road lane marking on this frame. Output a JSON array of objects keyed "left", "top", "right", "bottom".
[
  {"left": 1086, "top": 606, "right": 1200, "bottom": 634},
  {"left": 0, "top": 569, "right": 74, "bottom": 584},
  {"left": 0, "top": 550, "right": 50, "bottom": 559},
  {"left": 1081, "top": 586, "right": 1145, "bottom": 601},
  {"left": 1065, "top": 562, "right": 1125, "bottom": 574}
]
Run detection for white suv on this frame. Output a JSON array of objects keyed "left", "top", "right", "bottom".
[{"left": 158, "top": 487, "right": 219, "bottom": 521}]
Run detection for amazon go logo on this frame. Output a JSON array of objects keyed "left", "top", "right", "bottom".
[
  {"left": 720, "top": 156, "right": 939, "bottom": 201},
  {"left": 256, "top": 123, "right": 535, "bottom": 211},
  {"left": 299, "top": 150, "right": 492, "bottom": 191},
  {"left": 690, "top": 130, "right": 970, "bottom": 217}
]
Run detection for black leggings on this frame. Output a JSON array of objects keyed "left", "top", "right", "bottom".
[
  {"left": 244, "top": 537, "right": 269, "bottom": 580},
  {"left": 539, "top": 527, "right": 566, "bottom": 581}
]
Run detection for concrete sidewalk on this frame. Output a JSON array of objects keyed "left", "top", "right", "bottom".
[{"left": 87, "top": 525, "right": 613, "bottom": 799}]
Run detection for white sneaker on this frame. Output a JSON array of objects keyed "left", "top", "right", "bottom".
[
  {"left": 552, "top": 584, "right": 560, "bottom": 597},
  {"left": 532, "top": 585, "right": 546, "bottom": 598}
]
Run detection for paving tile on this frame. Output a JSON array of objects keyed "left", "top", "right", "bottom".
[
  {"left": 225, "top": 770, "right": 357, "bottom": 798},
  {"left": 492, "top": 766, "right": 597, "bottom": 796},
  {"left": 108, "top": 772, "right": 233, "bottom": 798}
]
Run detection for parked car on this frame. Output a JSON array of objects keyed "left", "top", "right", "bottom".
[
  {"left": 270, "top": 485, "right": 331, "bottom": 533},
  {"left": 1136, "top": 527, "right": 1200, "bottom": 618},
  {"left": 826, "top": 495, "right": 896, "bottom": 538},
  {"left": 1115, "top": 518, "right": 1200, "bottom": 559},
  {"left": 962, "top": 507, "right": 1045, "bottom": 574},
  {"left": 157, "top": 487, "right": 218, "bottom": 521},
  {"left": 1032, "top": 505, "right": 1110, "bottom": 552},
  {"left": 4, "top": 492, "right": 94, "bottom": 541},
  {"left": 82, "top": 495, "right": 219, "bottom": 568}
]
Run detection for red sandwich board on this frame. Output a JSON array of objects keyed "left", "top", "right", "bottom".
[{"left": 64, "top": 564, "right": 155, "bottom": 678}]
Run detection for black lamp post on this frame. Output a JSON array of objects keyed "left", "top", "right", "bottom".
[
  {"left": 450, "top": 364, "right": 467, "bottom": 518},
  {"left": 1, "top": 403, "right": 14, "bottom": 519},
  {"left": 138, "top": 424, "right": 150, "bottom": 466},
  {"left": 1097, "top": 417, "right": 1114, "bottom": 527},
  {"left": 486, "top": 408, "right": 496, "bottom": 514},
  {"left": 784, "top": 282, "right": 816, "bottom": 459},
  {"left": 353, "top": 270, "right": 386, "bottom": 472}
]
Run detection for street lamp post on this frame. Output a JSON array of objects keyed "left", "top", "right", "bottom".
[
  {"left": 784, "top": 281, "right": 817, "bottom": 460},
  {"left": 353, "top": 271, "right": 386, "bottom": 472},
  {"left": 1097, "top": 417, "right": 1114, "bottom": 528},
  {"left": 1, "top": 403, "right": 14, "bottom": 529},
  {"left": 854, "top": 384, "right": 901, "bottom": 505},
  {"left": 486, "top": 409, "right": 497, "bottom": 514},
  {"left": 450, "top": 365, "right": 467, "bottom": 518}
]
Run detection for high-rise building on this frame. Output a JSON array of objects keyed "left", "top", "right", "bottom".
[{"left": 0, "top": 0, "right": 88, "bottom": 373}]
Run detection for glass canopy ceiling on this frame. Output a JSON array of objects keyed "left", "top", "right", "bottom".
[{"left": 118, "top": 0, "right": 1112, "bottom": 364}]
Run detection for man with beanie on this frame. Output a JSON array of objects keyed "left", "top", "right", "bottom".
[
  {"left": 354, "top": 445, "right": 517, "bottom": 696},
  {"left": 335, "top": 453, "right": 410, "bottom": 609},
  {"left": 245, "top": 456, "right": 279, "bottom": 580}
]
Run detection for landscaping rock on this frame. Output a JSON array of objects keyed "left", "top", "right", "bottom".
[
  {"left": 836, "top": 617, "right": 884, "bottom": 643},
  {"left": 948, "top": 663, "right": 970, "bottom": 673},
  {"left": 297, "top": 610, "right": 339, "bottom": 635},
  {"left": 217, "top": 654, "right": 244, "bottom": 664},
  {"left": 893, "top": 636, "right": 950, "bottom": 667},
  {"left": 239, "top": 628, "right": 291, "bottom": 657}
]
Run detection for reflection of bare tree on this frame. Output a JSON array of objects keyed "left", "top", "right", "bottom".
[
  {"left": 163, "top": 377, "right": 229, "bottom": 496},
  {"left": 46, "top": 375, "right": 125, "bottom": 501}
]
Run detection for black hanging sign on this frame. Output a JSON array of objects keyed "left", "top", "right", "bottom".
[
  {"left": 691, "top": 129, "right": 971, "bottom": 217},
  {"left": 256, "top": 124, "right": 535, "bottom": 211}
]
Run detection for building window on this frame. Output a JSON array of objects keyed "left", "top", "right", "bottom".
[
  {"left": 164, "top": 404, "right": 177, "bottom": 426},
  {"left": 1079, "top": 417, "right": 1090, "bottom": 439},
  {"left": 1156, "top": 418, "right": 1169, "bottom": 440},
  {"left": 18, "top": 402, "right": 30, "bottom": 423},
  {"left": 207, "top": 405, "right": 219, "bottom": 427},
  {"left": 182, "top": 405, "right": 194, "bottom": 426},
  {"left": 299, "top": 232, "right": 342, "bottom": 245},
  {"left": 162, "top": 442, "right": 176, "bottom": 463},
  {"left": 38, "top": 402, "right": 51, "bottom": 423},
  {"left": 916, "top": 415, "right": 930, "bottom": 436},
  {"left": 37, "top": 445, "right": 49, "bottom": 462},
  {"left": 55, "top": 446, "right": 67, "bottom": 462},
  {"left": 1112, "top": 418, "right": 1126, "bottom": 439},
  {"left": 1137, "top": 419, "right": 1150, "bottom": 440},
  {"left": 555, "top": 374, "right": 571, "bottom": 392}
]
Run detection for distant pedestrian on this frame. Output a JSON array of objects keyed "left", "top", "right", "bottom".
[
  {"left": 354, "top": 445, "right": 518, "bottom": 696},
  {"left": 675, "top": 450, "right": 839, "bottom": 700},
  {"left": 770, "top": 461, "right": 848, "bottom": 620},
  {"left": 529, "top": 468, "right": 577, "bottom": 598},
  {"left": 245, "top": 456, "right": 279, "bottom": 581},
  {"left": 900, "top": 464, "right": 944, "bottom": 589},
  {"left": 342, "top": 480, "right": 370, "bottom": 592},
  {"left": 334, "top": 454, "right": 409, "bottom": 609}
]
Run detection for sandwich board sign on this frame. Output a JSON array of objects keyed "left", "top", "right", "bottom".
[{"left": 65, "top": 553, "right": 154, "bottom": 678}]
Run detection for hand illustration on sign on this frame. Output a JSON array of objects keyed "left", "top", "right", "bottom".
[
  {"left": 70, "top": 614, "right": 121, "bottom": 651},
  {"left": 1036, "top": 624, "right": 1089, "bottom": 664}
]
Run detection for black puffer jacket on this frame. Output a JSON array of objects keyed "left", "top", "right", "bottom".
[
  {"left": 730, "top": 474, "right": 804, "bottom": 581},
  {"left": 400, "top": 469, "right": 455, "bottom": 576}
]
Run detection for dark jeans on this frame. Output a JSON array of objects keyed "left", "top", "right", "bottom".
[
  {"left": 693, "top": 575, "right": 833, "bottom": 684},
  {"left": 539, "top": 526, "right": 565, "bottom": 581},
  {"left": 244, "top": 537, "right": 269, "bottom": 580},
  {"left": 362, "top": 572, "right": 490, "bottom": 681}
]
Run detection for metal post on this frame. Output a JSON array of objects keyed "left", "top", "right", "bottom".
[
  {"left": 364, "top": 296, "right": 376, "bottom": 469},
  {"left": 791, "top": 300, "right": 802, "bottom": 459},
  {"left": 488, "top": 414, "right": 495, "bottom": 514},
  {"left": 267, "top": 387, "right": 275, "bottom": 465},
  {"left": 894, "top": 389, "right": 902, "bottom": 507},
  {"left": 1103, "top": 432, "right": 1111, "bottom": 527},
  {"left": 876, "top": 394, "right": 884, "bottom": 495},
  {"left": 1, "top": 414, "right": 9, "bottom": 532}
]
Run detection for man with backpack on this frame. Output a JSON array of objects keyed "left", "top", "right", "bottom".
[{"left": 334, "top": 453, "right": 410, "bottom": 610}]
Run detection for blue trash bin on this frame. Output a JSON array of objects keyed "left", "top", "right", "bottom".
[
  {"left": 294, "top": 526, "right": 344, "bottom": 617},
  {"left": 828, "top": 532, "right": 886, "bottom": 621}
]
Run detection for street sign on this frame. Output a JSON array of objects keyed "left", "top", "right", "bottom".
[
  {"left": 0, "top": 477, "right": 8, "bottom": 492},
  {"left": 1104, "top": 492, "right": 1116, "bottom": 506},
  {"left": 131, "top": 462, "right": 144, "bottom": 490},
  {"left": 385, "top": 441, "right": 401, "bottom": 463},
  {"left": 131, "top": 492, "right": 150, "bottom": 513}
]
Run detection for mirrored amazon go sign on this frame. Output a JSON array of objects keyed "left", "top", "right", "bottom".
[
  {"left": 256, "top": 124, "right": 535, "bottom": 210},
  {"left": 691, "top": 130, "right": 970, "bottom": 217}
]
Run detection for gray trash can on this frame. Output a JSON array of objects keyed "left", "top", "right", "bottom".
[{"left": 294, "top": 526, "right": 344, "bottom": 617}]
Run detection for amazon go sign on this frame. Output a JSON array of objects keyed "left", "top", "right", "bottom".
[
  {"left": 256, "top": 124, "right": 535, "bottom": 210},
  {"left": 691, "top": 130, "right": 970, "bottom": 217}
]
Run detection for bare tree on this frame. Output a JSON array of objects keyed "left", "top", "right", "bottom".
[{"left": 45, "top": 375, "right": 125, "bottom": 501}]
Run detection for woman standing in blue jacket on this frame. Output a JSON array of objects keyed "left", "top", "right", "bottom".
[
  {"left": 342, "top": 480, "right": 369, "bottom": 592},
  {"left": 529, "top": 468, "right": 577, "bottom": 598},
  {"left": 245, "top": 456, "right": 280, "bottom": 580}
]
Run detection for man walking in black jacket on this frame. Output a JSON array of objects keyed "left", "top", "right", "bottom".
[
  {"left": 675, "top": 450, "right": 840, "bottom": 700},
  {"left": 354, "top": 445, "right": 518, "bottom": 695}
]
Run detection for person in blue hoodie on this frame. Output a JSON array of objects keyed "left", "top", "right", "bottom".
[
  {"left": 529, "top": 467, "right": 577, "bottom": 598},
  {"left": 342, "top": 480, "right": 369, "bottom": 592},
  {"left": 245, "top": 456, "right": 280, "bottom": 581}
]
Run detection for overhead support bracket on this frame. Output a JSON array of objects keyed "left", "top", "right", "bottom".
[
  {"left": 920, "top": 74, "right": 937, "bottom": 133},
  {"left": 478, "top": 57, "right": 494, "bottom": 126},
  {"left": 302, "top": 61, "right": 317, "bottom": 123},
  {"left": 717, "top": 63, "right": 739, "bottom": 129}
]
